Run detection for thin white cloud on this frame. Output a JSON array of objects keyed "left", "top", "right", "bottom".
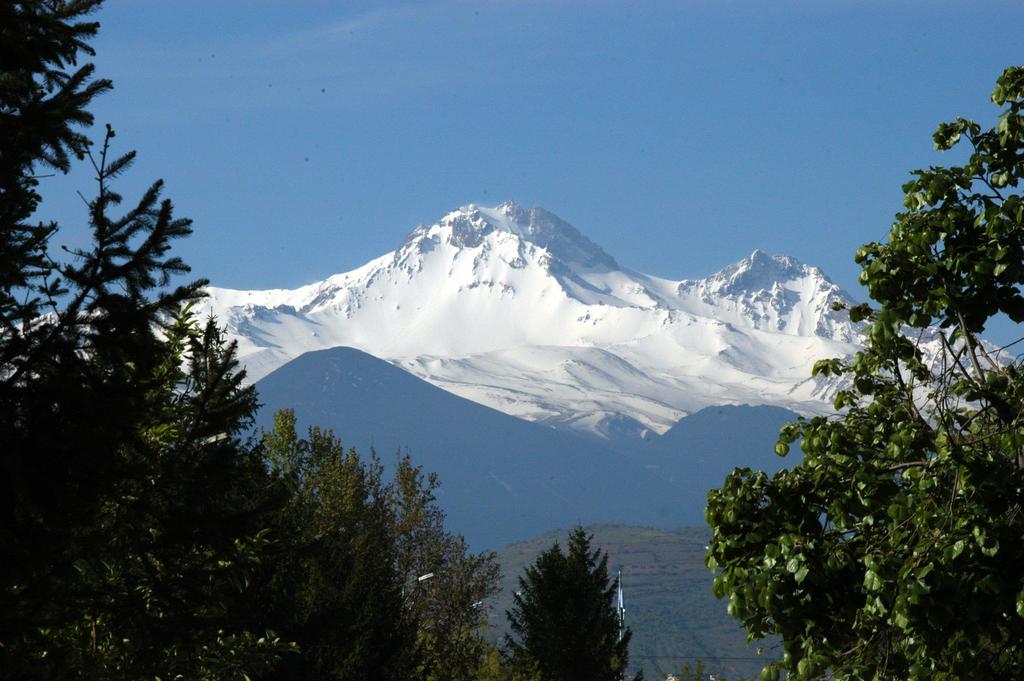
[
  {"left": 261, "top": 4, "right": 441, "bottom": 57},
  {"left": 93, "top": 0, "right": 571, "bottom": 114}
]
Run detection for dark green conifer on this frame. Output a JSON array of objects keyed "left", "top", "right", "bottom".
[
  {"left": 506, "top": 527, "right": 635, "bottom": 681},
  {"left": 1, "top": 3, "right": 289, "bottom": 676}
]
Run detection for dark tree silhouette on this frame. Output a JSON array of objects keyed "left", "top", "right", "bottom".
[{"left": 506, "top": 527, "right": 634, "bottom": 681}]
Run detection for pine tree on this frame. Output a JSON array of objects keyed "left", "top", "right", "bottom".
[
  {"left": 506, "top": 527, "right": 634, "bottom": 681},
  {"left": 0, "top": 0, "right": 110, "bottom": 330},
  {"left": 1, "top": 3, "right": 290, "bottom": 676}
]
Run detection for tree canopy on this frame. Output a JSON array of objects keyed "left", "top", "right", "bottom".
[
  {"left": 706, "top": 66, "right": 1024, "bottom": 681},
  {"left": 0, "top": 2, "right": 291, "bottom": 674},
  {"left": 257, "top": 410, "right": 500, "bottom": 681}
]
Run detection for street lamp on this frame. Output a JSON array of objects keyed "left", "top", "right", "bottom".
[{"left": 403, "top": 571, "right": 435, "bottom": 598}]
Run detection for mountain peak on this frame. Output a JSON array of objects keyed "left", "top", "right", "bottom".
[
  {"left": 203, "top": 205, "right": 864, "bottom": 440},
  {"left": 415, "top": 202, "right": 618, "bottom": 270},
  {"left": 742, "top": 248, "right": 803, "bottom": 274},
  {"left": 703, "top": 250, "right": 821, "bottom": 295},
  {"left": 495, "top": 199, "right": 528, "bottom": 221}
]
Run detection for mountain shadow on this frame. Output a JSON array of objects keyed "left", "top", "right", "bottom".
[
  {"left": 255, "top": 348, "right": 802, "bottom": 546},
  {"left": 254, "top": 347, "right": 678, "bottom": 548},
  {"left": 633, "top": 404, "right": 801, "bottom": 524}
]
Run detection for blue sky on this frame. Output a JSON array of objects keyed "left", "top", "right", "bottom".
[{"left": 40, "top": 1, "right": 1024, "bottom": 340}]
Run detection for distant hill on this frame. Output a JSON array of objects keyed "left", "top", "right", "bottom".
[
  {"left": 633, "top": 403, "right": 802, "bottom": 522},
  {"left": 489, "top": 524, "right": 773, "bottom": 680}
]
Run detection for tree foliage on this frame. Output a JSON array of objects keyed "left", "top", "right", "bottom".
[
  {"left": 706, "top": 66, "right": 1024, "bottom": 681},
  {"left": 258, "top": 409, "right": 419, "bottom": 681},
  {"left": 1, "top": 3, "right": 283, "bottom": 676},
  {"left": 0, "top": 2, "right": 286, "bottom": 673},
  {"left": 0, "top": 0, "right": 110, "bottom": 321},
  {"left": 2, "top": 3, "right": 501, "bottom": 679},
  {"left": 390, "top": 451, "right": 501, "bottom": 681},
  {"left": 473, "top": 644, "right": 541, "bottom": 681},
  {"left": 259, "top": 410, "right": 500, "bottom": 681},
  {"left": 506, "top": 527, "right": 634, "bottom": 681}
]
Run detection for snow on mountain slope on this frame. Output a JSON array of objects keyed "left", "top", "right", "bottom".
[{"left": 201, "top": 201, "right": 862, "bottom": 439}]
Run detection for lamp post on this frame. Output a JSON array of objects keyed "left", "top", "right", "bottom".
[{"left": 403, "top": 571, "right": 434, "bottom": 598}]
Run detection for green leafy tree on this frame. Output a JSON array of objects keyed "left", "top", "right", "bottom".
[
  {"left": 1, "top": 2, "right": 290, "bottom": 676},
  {"left": 473, "top": 643, "right": 540, "bottom": 681},
  {"left": 259, "top": 411, "right": 501, "bottom": 680},
  {"left": 390, "top": 452, "right": 501, "bottom": 681},
  {"left": 706, "top": 66, "right": 1024, "bottom": 681},
  {"left": 663, "top": 662, "right": 756, "bottom": 681},
  {"left": 506, "top": 527, "right": 634, "bottom": 681},
  {"left": 258, "top": 409, "right": 418, "bottom": 681}
]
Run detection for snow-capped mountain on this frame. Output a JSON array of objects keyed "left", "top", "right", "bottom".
[{"left": 202, "top": 201, "right": 862, "bottom": 440}]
